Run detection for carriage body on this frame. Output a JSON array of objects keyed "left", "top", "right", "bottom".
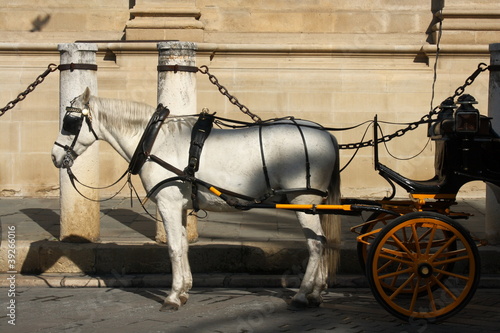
[{"left": 352, "top": 94, "right": 500, "bottom": 322}]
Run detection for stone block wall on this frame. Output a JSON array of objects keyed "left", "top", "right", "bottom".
[{"left": 0, "top": 0, "right": 498, "bottom": 198}]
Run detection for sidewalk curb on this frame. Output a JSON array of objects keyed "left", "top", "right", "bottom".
[{"left": 2, "top": 273, "right": 500, "bottom": 289}]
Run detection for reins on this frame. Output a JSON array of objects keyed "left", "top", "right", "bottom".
[{"left": 63, "top": 109, "right": 341, "bottom": 216}]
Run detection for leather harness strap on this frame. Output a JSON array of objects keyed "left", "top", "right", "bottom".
[
  {"left": 129, "top": 104, "right": 171, "bottom": 175},
  {"left": 133, "top": 109, "right": 328, "bottom": 210},
  {"left": 184, "top": 112, "right": 215, "bottom": 211},
  {"left": 256, "top": 120, "right": 324, "bottom": 203}
]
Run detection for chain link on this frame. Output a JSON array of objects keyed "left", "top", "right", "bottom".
[
  {"left": 0, "top": 63, "right": 58, "bottom": 118},
  {"left": 198, "top": 65, "right": 262, "bottom": 123},
  {"left": 199, "top": 63, "right": 489, "bottom": 148},
  {"left": 339, "top": 63, "right": 490, "bottom": 149}
]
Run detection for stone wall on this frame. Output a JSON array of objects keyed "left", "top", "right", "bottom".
[{"left": 0, "top": 0, "right": 498, "bottom": 198}]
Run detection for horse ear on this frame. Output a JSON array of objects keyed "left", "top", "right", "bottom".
[{"left": 82, "top": 87, "right": 91, "bottom": 104}]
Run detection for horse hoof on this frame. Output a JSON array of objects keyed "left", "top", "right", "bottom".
[
  {"left": 289, "top": 297, "right": 308, "bottom": 309},
  {"left": 306, "top": 296, "right": 323, "bottom": 307},
  {"left": 179, "top": 295, "right": 189, "bottom": 306},
  {"left": 160, "top": 301, "right": 180, "bottom": 312}
]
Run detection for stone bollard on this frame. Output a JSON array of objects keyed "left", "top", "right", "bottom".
[
  {"left": 156, "top": 41, "right": 199, "bottom": 243},
  {"left": 58, "top": 43, "right": 100, "bottom": 242},
  {"left": 486, "top": 43, "right": 500, "bottom": 245}
]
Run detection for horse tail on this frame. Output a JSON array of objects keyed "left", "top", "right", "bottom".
[{"left": 321, "top": 139, "right": 342, "bottom": 286}]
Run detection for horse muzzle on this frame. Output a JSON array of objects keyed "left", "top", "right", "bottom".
[
  {"left": 52, "top": 142, "right": 78, "bottom": 168},
  {"left": 61, "top": 152, "right": 75, "bottom": 168}
]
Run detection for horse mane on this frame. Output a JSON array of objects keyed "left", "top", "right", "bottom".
[{"left": 90, "top": 96, "right": 198, "bottom": 135}]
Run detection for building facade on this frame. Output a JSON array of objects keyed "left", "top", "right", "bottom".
[{"left": 0, "top": 0, "right": 498, "bottom": 198}]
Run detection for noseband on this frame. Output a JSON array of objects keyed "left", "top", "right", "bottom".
[{"left": 54, "top": 104, "right": 99, "bottom": 167}]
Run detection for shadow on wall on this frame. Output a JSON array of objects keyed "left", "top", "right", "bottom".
[
  {"left": 425, "top": 0, "right": 445, "bottom": 44},
  {"left": 30, "top": 14, "right": 51, "bottom": 32}
]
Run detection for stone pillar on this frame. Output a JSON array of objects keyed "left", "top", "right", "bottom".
[
  {"left": 156, "top": 41, "right": 198, "bottom": 243},
  {"left": 58, "top": 43, "right": 100, "bottom": 242},
  {"left": 486, "top": 43, "right": 500, "bottom": 245}
]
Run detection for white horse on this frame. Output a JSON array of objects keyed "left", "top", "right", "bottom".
[{"left": 51, "top": 88, "right": 341, "bottom": 311}]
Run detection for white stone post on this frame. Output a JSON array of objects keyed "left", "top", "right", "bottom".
[
  {"left": 58, "top": 43, "right": 100, "bottom": 242},
  {"left": 486, "top": 43, "right": 500, "bottom": 245},
  {"left": 156, "top": 41, "right": 198, "bottom": 243}
]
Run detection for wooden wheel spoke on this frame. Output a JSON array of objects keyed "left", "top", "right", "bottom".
[
  {"left": 431, "top": 275, "right": 458, "bottom": 300},
  {"left": 378, "top": 266, "right": 414, "bottom": 280},
  {"left": 418, "top": 227, "right": 433, "bottom": 243},
  {"left": 390, "top": 263, "right": 406, "bottom": 288},
  {"left": 378, "top": 252, "right": 413, "bottom": 266},
  {"left": 411, "top": 224, "right": 422, "bottom": 254},
  {"left": 432, "top": 255, "right": 470, "bottom": 267},
  {"left": 433, "top": 268, "right": 470, "bottom": 282},
  {"left": 389, "top": 273, "right": 416, "bottom": 300},
  {"left": 426, "top": 282, "right": 437, "bottom": 312},
  {"left": 409, "top": 276, "right": 421, "bottom": 312},
  {"left": 435, "top": 248, "right": 467, "bottom": 258},
  {"left": 429, "top": 235, "right": 458, "bottom": 261},
  {"left": 389, "top": 234, "right": 416, "bottom": 260},
  {"left": 425, "top": 225, "right": 438, "bottom": 255}
]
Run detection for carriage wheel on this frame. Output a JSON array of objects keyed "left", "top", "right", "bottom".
[
  {"left": 360, "top": 213, "right": 458, "bottom": 293},
  {"left": 357, "top": 212, "right": 394, "bottom": 272},
  {"left": 366, "top": 211, "right": 480, "bottom": 322}
]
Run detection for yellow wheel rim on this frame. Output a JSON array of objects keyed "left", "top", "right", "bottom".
[{"left": 369, "top": 216, "right": 478, "bottom": 320}]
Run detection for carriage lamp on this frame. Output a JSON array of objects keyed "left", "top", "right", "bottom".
[
  {"left": 438, "top": 97, "right": 456, "bottom": 120},
  {"left": 428, "top": 97, "right": 456, "bottom": 137},
  {"left": 455, "top": 94, "right": 479, "bottom": 133}
]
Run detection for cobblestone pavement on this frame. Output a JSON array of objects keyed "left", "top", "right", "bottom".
[{"left": 1, "top": 287, "right": 499, "bottom": 333}]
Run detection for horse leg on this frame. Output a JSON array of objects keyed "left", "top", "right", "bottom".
[
  {"left": 291, "top": 211, "right": 327, "bottom": 307},
  {"left": 308, "top": 253, "right": 328, "bottom": 307},
  {"left": 156, "top": 198, "right": 190, "bottom": 312},
  {"left": 179, "top": 214, "right": 192, "bottom": 305}
]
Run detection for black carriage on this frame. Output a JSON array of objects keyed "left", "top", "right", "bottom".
[{"left": 350, "top": 93, "right": 500, "bottom": 321}]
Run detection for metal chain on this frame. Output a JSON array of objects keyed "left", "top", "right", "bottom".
[
  {"left": 339, "top": 62, "right": 490, "bottom": 150},
  {"left": 0, "top": 63, "right": 59, "bottom": 118},
  {"left": 199, "top": 63, "right": 489, "bottom": 148},
  {"left": 198, "top": 65, "right": 262, "bottom": 123},
  {"left": 450, "top": 62, "right": 489, "bottom": 99}
]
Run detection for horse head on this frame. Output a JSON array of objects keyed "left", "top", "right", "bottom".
[{"left": 51, "top": 87, "right": 99, "bottom": 168}]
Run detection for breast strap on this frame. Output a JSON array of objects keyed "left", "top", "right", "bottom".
[{"left": 129, "top": 104, "right": 171, "bottom": 175}]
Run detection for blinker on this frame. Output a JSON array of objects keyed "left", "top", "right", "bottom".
[{"left": 62, "top": 110, "right": 84, "bottom": 135}]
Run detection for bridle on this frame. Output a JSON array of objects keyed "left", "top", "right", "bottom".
[
  {"left": 53, "top": 101, "right": 133, "bottom": 204},
  {"left": 54, "top": 103, "right": 99, "bottom": 168}
]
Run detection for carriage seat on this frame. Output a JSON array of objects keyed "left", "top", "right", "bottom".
[{"left": 377, "top": 162, "right": 454, "bottom": 195}]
